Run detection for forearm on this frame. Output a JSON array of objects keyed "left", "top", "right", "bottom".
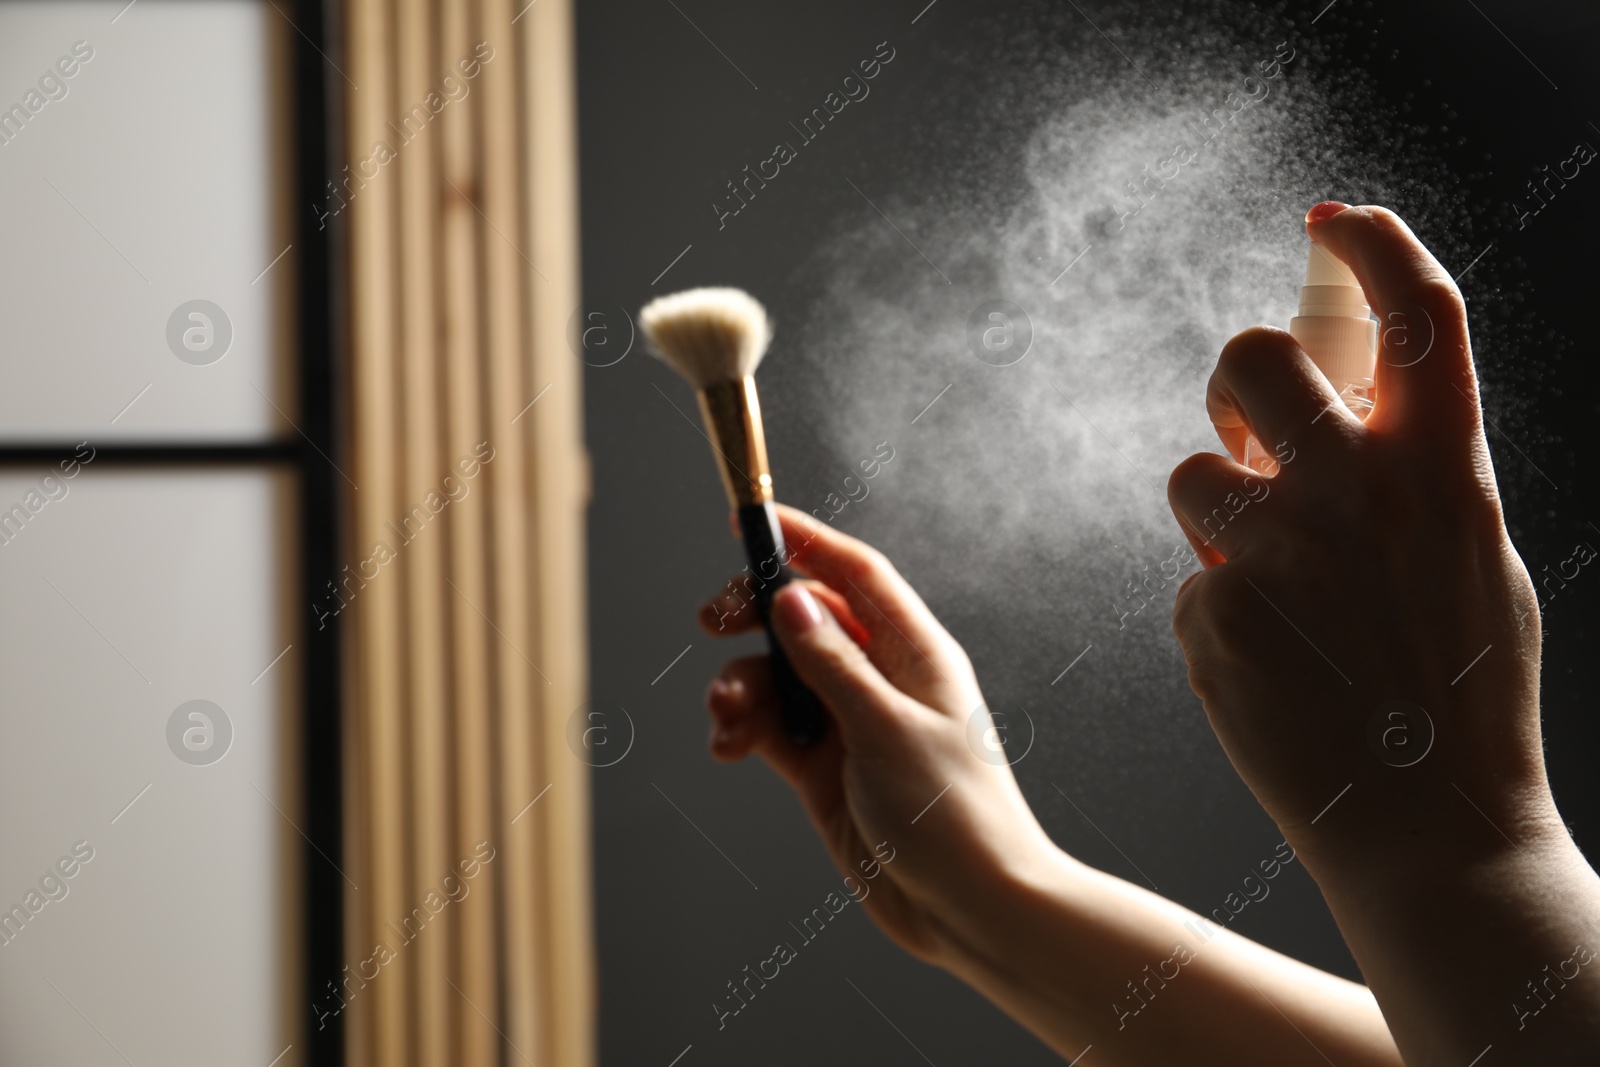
[
  {"left": 1305, "top": 818, "right": 1600, "bottom": 1066},
  {"left": 930, "top": 846, "right": 1402, "bottom": 1066}
]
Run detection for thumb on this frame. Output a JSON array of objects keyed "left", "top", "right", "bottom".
[{"left": 770, "top": 582, "right": 911, "bottom": 742}]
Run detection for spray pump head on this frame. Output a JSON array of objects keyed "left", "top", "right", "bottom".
[{"left": 1290, "top": 241, "right": 1378, "bottom": 392}]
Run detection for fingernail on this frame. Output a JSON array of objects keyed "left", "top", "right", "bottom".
[
  {"left": 775, "top": 583, "right": 824, "bottom": 634},
  {"left": 708, "top": 677, "right": 731, "bottom": 705},
  {"left": 1306, "top": 200, "right": 1350, "bottom": 224}
]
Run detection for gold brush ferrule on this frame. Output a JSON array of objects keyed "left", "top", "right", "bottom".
[{"left": 696, "top": 377, "right": 775, "bottom": 509}]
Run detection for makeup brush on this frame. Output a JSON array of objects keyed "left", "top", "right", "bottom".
[{"left": 640, "top": 287, "right": 828, "bottom": 746}]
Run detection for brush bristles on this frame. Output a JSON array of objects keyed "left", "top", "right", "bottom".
[{"left": 639, "top": 287, "right": 772, "bottom": 389}]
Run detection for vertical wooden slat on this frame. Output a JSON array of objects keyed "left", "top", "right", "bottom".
[
  {"left": 395, "top": 0, "right": 454, "bottom": 1065},
  {"left": 473, "top": 0, "right": 547, "bottom": 1059},
  {"left": 345, "top": 0, "right": 410, "bottom": 1063},
  {"left": 341, "top": 608, "right": 373, "bottom": 1067},
  {"left": 438, "top": 0, "right": 501, "bottom": 1063},
  {"left": 521, "top": 0, "right": 594, "bottom": 1063}
]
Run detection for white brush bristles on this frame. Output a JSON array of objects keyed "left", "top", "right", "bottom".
[{"left": 639, "top": 287, "right": 772, "bottom": 389}]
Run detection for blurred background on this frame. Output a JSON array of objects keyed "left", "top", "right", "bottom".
[{"left": 2, "top": 0, "right": 1597, "bottom": 1065}]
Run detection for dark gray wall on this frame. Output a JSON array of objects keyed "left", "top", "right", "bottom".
[{"left": 575, "top": 1, "right": 1600, "bottom": 1062}]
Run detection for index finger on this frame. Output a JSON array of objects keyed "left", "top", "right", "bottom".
[
  {"left": 1305, "top": 203, "right": 1480, "bottom": 443},
  {"left": 773, "top": 504, "right": 974, "bottom": 707}
]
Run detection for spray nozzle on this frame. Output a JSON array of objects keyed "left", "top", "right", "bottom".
[
  {"left": 1298, "top": 240, "right": 1370, "bottom": 317},
  {"left": 1290, "top": 239, "right": 1377, "bottom": 389},
  {"left": 1304, "top": 240, "right": 1359, "bottom": 288}
]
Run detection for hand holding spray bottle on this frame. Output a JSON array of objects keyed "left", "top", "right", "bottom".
[{"left": 1241, "top": 238, "right": 1378, "bottom": 474}]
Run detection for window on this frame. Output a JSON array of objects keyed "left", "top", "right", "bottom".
[{"left": 0, "top": 3, "right": 339, "bottom": 1065}]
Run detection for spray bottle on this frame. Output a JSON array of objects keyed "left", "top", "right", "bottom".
[{"left": 1242, "top": 240, "right": 1378, "bottom": 475}]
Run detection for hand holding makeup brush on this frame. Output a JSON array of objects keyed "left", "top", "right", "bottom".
[{"left": 699, "top": 505, "right": 1059, "bottom": 957}]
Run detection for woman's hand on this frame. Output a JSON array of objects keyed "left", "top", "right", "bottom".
[
  {"left": 699, "top": 504, "right": 1057, "bottom": 965},
  {"left": 1167, "top": 203, "right": 1553, "bottom": 862},
  {"left": 1166, "top": 203, "right": 1600, "bottom": 1063}
]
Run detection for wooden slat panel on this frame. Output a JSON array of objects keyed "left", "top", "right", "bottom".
[{"left": 342, "top": 0, "right": 589, "bottom": 1063}]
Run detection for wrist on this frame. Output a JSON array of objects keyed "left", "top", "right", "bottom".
[
  {"left": 919, "top": 832, "right": 1080, "bottom": 965},
  {"left": 1284, "top": 769, "right": 1570, "bottom": 903},
  {"left": 1292, "top": 796, "right": 1600, "bottom": 1065}
]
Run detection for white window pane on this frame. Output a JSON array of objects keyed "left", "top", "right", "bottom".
[
  {"left": 0, "top": 1, "right": 295, "bottom": 441},
  {"left": 0, "top": 467, "right": 300, "bottom": 1067}
]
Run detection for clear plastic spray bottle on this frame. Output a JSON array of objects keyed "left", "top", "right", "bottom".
[{"left": 1241, "top": 240, "right": 1378, "bottom": 475}]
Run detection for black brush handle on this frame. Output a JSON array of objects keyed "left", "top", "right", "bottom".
[{"left": 737, "top": 502, "right": 829, "bottom": 746}]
